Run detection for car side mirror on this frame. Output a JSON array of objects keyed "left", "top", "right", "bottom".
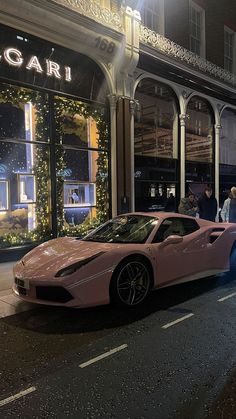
[{"left": 162, "top": 235, "right": 183, "bottom": 246}]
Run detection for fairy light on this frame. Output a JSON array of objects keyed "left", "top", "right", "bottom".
[
  {"left": 54, "top": 96, "right": 109, "bottom": 237},
  {"left": 0, "top": 85, "right": 109, "bottom": 247}
]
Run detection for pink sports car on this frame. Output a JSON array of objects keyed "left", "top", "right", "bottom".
[{"left": 13, "top": 212, "right": 236, "bottom": 308}]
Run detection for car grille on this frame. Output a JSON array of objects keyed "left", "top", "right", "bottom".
[{"left": 36, "top": 286, "right": 73, "bottom": 303}]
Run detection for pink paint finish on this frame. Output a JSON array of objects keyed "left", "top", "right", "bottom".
[{"left": 12, "top": 212, "right": 236, "bottom": 308}]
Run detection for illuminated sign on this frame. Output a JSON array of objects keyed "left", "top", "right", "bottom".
[{"left": 1, "top": 47, "right": 72, "bottom": 82}]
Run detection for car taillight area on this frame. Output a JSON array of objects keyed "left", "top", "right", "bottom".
[{"left": 36, "top": 286, "right": 73, "bottom": 303}]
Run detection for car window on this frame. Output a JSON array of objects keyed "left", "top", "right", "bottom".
[
  {"left": 152, "top": 217, "right": 200, "bottom": 243},
  {"left": 82, "top": 215, "right": 158, "bottom": 243}
]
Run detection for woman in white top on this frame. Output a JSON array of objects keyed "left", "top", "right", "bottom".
[
  {"left": 221, "top": 196, "right": 231, "bottom": 222},
  {"left": 220, "top": 188, "right": 236, "bottom": 222}
]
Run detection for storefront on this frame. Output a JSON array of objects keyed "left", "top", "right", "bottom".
[{"left": 0, "top": 23, "right": 110, "bottom": 257}]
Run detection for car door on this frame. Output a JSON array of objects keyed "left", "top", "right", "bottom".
[{"left": 151, "top": 217, "right": 211, "bottom": 286}]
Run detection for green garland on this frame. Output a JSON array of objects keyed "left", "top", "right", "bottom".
[
  {"left": 0, "top": 84, "right": 109, "bottom": 247},
  {"left": 0, "top": 84, "right": 51, "bottom": 247},
  {"left": 54, "top": 96, "right": 109, "bottom": 237}
]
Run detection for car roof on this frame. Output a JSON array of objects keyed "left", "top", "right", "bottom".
[{"left": 118, "top": 212, "right": 216, "bottom": 226}]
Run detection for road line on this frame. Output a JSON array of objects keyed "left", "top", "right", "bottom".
[
  {"left": 0, "top": 387, "right": 36, "bottom": 407},
  {"left": 162, "top": 313, "right": 194, "bottom": 329},
  {"left": 79, "top": 344, "right": 128, "bottom": 368},
  {"left": 218, "top": 292, "right": 236, "bottom": 302}
]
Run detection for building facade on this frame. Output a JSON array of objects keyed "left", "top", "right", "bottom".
[{"left": 1, "top": 0, "right": 236, "bottom": 259}]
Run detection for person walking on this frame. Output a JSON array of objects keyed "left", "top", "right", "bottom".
[
  {"left": 229, "top": 187, "right": 236, "bottom": 222},
  {"left": 178, "top": 192, "right": 199, "bottom": 217},
  {"left": 221, "top": 191, "right": 232, "bottom": 222},
  {"left": 197, "top": 186, "right": 217, "bottom": 221},
  {"left": 220, "top": 187, "right": 236, "bottom": 222}
]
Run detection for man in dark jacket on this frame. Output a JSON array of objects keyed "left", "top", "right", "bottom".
[{"left": 198, "top": 186, "right": 217, "bottom": 221}]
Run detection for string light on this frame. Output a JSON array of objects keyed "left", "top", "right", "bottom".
[{"left": 0, "top": 85, "right": 109, "bottom": 247}]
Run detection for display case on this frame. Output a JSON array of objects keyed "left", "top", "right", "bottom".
[
  {"left": 64, "top": 182, "right": 96, "bottom": 207},
  {"left": 0, "top": 180, "right": 9, "bottom": 210},
  {"left": 18, "top": 174, "right": 36, "bottom": 203}
]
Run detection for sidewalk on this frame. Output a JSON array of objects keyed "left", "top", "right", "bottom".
[{"left": 0, "top": 261, "right": 35, "bottom": 318}]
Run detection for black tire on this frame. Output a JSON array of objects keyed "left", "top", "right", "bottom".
[
  {"left": 230, "top": 243, "right": 236, "bottom": 272},
  {"left": 110, "top": 257, "right": 151, "bottom": 307}
]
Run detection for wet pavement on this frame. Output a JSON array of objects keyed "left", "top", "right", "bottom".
[{"left": 0, "top": 272, "right": 236, "bottom": 417}]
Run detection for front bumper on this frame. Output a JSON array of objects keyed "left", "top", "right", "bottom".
[{"left": 13, "top": 278, "right": 75, "bottom": 307}]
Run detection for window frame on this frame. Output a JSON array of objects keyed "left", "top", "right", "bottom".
[
  {"left": 224, "top": 26, "right": 235, "bottom": 74},
  {"left": 140, "top": 0, "right": 165, "bottom": 35},
  {"left": 152, "top": 216, "right": 200, "bottom": 243},
  {"left": 189, "top": 0, "right": 206, "bottom": 58}
]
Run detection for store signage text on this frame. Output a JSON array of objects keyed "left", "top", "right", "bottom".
[{"left": 1, "top": 48, "right": 72, "bottom": 82}]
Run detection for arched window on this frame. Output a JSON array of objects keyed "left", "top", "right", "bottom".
[
  {"left": 219, "top": 107, "right": 236, "bottom": 207},
  {"left": 185, "top": 96, "right": 214, "bottom": 195},
  {"left": 134, "top": 78, "right": 179, "bottom": 212}
]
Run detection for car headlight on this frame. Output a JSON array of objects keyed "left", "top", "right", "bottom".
[{"left": 55, "top": 252, "right": 105, "bottom": 278}]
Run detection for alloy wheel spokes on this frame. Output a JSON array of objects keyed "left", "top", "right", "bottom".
[{"left": 117, "top": 261, "right": 150, "bottom": 305}]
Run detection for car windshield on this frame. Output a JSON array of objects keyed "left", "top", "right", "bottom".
[{"left": 82, "top": 215, "right": 158, "bottom": 243}]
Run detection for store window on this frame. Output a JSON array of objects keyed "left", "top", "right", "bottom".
[
  {"left": 134, "top": 78, "right": 179, "bottom": 212},
  {"left": 219, "top": 107, "right": 236, "bottom": 207},
  {"left": 0, "top": 24, "right": 110, "bottom": 251},
  {"left": 185, "top": 96, "right": 214, "bottom": 196},
  {"left": 54, "top": 96, "right": 109, "bottom": 236},
  {"left": 0, "top": 83, "right": 51, "bottom": 248}
]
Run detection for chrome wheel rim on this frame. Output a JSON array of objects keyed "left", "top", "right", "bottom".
[{"left": 116, "top": 261, "right": 150, "bottom": 306}]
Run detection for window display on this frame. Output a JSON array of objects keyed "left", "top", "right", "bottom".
[
  {"left": 0, "top": 180, "right": 9, "bottom": 210},
  {"left": 0, "top": 83, "right": 51, "bottom": 248},
  {"left": 55, "top": 96, "right": 109, "bottom": 233},
  {"left": 0, "top": 25, "right": 110, "bottom": 252},
  {"left": 0, "top": 83, "right": 109, "bottom": 248},
  {"left": 18, "top": 174, "right": 36, "bottom": 203},
  {"left": 64, "top": 182, "right": 96, "bottom": 207}
]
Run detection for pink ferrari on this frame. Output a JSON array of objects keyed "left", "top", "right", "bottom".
[{"left": 13, "top": 212, "right": 236, "bottom": 308}]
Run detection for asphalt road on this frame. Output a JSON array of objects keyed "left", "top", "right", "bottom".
[{"left": 0, "top": 273, "right": 236, "bottom": 418}]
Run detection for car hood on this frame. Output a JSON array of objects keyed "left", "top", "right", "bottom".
[{"left": 16, "top": 237, "right": 113, "bottom": 278}]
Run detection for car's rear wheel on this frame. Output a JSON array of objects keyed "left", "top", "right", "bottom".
[{"left": 110, "top": 257, "right": 151, "bottom": 307}]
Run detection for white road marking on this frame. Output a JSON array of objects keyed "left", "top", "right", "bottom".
[
  {"left": 162, "top": 313, "right": 194, "bottom": 329},
  {"left": 218, "top": 292, "right": 236, "bottom": 302},
  {"left": 79, "top": 344, "right": 128, "bottom": 368},
  {"left": 0, "top": 387, "right": 36, "bottom": 407}
]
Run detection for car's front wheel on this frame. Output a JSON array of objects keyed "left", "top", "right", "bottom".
[{"left": 110, "top": 257, "right": 151, "bottom": 307}]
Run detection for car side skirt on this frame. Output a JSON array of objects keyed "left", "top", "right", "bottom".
[{"left": 157, "top": 269, "right": 229, "bottom": 289}]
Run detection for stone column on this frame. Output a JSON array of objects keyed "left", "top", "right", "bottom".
[
  {"left": 108, "top": 94, "right": 118, "bottom": 217},
  {"left": 214, "top": 123, "right": 221, "bottom": 207},
  {"left": 129, "top": 99, "right": 139, "bottom": 212},
  {"left": 179, "top": 113, "right": 186, "bottom": 198}
]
